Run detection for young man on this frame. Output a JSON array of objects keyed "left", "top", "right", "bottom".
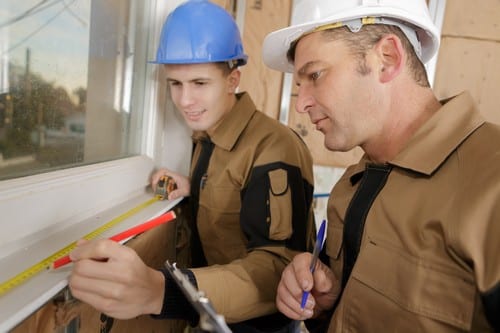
[
  {"left": 262, "top": 0, "right": 500, "bottom": 332},
  {"left": 68, "top": 1, "right": 314, "bottom": 332}
]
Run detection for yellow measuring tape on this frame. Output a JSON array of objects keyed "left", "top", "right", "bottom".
[{"left": 0, "top": 196, "right": 160, "bottom": 297}]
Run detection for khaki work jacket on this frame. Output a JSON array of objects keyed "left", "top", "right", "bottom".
[
  {"left": 325, "top": 92, "right": 499, "bottom": 332},
  {"left": 190, "top": 93, "right": 315, "bottom": 323}
]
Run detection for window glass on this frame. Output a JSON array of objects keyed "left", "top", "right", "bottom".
[{"left": 0, "top": 1, "right": 152, "bottom": 180}]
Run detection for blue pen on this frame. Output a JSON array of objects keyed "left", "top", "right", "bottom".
[{"left": 300, "top": 219, "right": 326, "bottom": 309}]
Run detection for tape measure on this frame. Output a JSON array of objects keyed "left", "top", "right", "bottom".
[
  {"left": 154, "top": 175, "right": 177, "bottom": 200},
  {"left": 0, "top": 196, "right": 160, "bottom": 297}
]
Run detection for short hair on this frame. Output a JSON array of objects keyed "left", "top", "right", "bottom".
[{"left": 287, "top": 24, "right": 430, "bottom": 87}]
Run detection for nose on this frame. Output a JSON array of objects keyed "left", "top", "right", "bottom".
[
  {"left": 178, "top": 86, "right": 195, "bottom": 108},
  {"left": 295, "top": 86, "right": 314, "bottom": 114}
]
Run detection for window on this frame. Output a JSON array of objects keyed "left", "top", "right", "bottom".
[
  {"left": 0, "top": 1, "right": 192, "bottom": 331},
  {"left": 0, "top": 1, "right": 154, "bottom": 180}
]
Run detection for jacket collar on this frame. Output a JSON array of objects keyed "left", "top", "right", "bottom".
[
  {"left": 347, "top": 91, "right": 485, "bottom": 183},
  {"left": 391, "top": 91, "right": 484, "bottom": 175}
]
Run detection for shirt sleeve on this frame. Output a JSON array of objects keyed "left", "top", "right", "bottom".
[{"left": 454, "top": 149, "right": 500, "bottom": 331}]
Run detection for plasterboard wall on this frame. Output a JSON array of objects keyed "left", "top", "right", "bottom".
[{"left": 433, "top": 0, "right": 500, "bottom": 124}]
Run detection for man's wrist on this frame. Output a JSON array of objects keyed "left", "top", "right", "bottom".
[{"left": 147, "top": 269, "right": 166, "bottom": 315}]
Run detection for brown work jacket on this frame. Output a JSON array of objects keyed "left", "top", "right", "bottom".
[
  {"left": 326, "top": 92, "right": 499, "bottom": 332},
  {"left": 190, "top": 92, "right": 315, "bottom": 323}
]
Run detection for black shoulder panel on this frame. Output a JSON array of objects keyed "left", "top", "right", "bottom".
[{"left": 240, "top": 162, "right": 314, "bottom": 251}]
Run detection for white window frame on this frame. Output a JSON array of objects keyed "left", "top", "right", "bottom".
[{"left": 0, "top": 0, "right": 190, "bottom": 330}]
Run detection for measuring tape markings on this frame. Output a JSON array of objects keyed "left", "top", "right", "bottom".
[{"left": 0, "top": 196, "right": 160, "bottom": 296}]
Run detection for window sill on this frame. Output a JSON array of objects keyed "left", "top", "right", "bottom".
[{"left": 0, "top": 155, "right": 182, "bottom": 331}]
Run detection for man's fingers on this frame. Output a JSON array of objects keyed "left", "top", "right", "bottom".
[
  {"left": 70, "top": 271, "right": 121, "bottom": 300},
  {"left": 312, "top": 260, "right": 336, "bottom": 294},
  {"left": 276, "top": 282, "right": 314, "bottom": 320},
  {"left": 70, "top": 239, "right": 120, "bottom": 261},
  {"left": 275, "top": 252, "right": 317, "bottom": 321},
  {"left": 167, "top": 189, "right": 182, "bottom": 200},
  {"left": 291, "top": 253, "right": 315, "bottom": 291},
  {"left": 69, "top": 278, "right": 127, "bottom": 319}
]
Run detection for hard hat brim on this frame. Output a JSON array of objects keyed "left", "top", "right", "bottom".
[
  {"left": 148, "top": 56, "right": 248, "bottom": 66},
  {"left": 262, "top": 6, "right": 440, "bottom": 73}
]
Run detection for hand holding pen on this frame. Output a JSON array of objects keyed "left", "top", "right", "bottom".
[{"left": 300, "top": 219, "right": 326, "bottom": 309}]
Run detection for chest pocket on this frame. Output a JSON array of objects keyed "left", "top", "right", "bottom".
[
  {"left": 325, "top": 223, "right": 343, "bottom": 279},
  {"left": 350, "top": 240, "right": 476, "bottom": 330},
  {"left": 200, "top": 183, "right": 241, "bottom": 214},
  {"left": 198, "top": 182, "right": 244, "bottom": 263},
  {"left": 268, "top": 168, "right": 292, "bottom": 240},
  {"left": 325, "top": 224, "right": 343, "bottom": 260}
]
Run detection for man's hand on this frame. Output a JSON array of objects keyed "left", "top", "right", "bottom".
[
  {"left": 276, "top": 252, "right": 339, "bottom": 320},
  {"left": 151, "top": 168, "right": 190, "bottom": 200},
  {"left": 68, "top": 239, "right": 165, "bottom": 319}
]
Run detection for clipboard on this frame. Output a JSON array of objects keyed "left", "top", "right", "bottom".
[{"left": 164, "top": 261, "right": 232, "bottom": 333}]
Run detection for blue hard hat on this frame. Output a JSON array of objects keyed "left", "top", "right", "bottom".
[{"left": 151, "top": 0, "right": 248, "bottom": 66}]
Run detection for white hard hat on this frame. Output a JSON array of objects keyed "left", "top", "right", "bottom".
[{"left": 262, "top": 0, "right": 440, "bottom": 73}]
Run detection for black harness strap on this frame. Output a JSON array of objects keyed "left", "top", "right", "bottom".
[
  {"left": 189, "top": 137, "right": 214, "bottom": 268},
  {"left": 341, "top": 163, "right": 392, "bottom": 288}
]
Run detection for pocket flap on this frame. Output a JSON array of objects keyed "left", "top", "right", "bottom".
[
  {"left": 268, "top": 169, "right": 288, "bottom": 196},
  {"left": 325, "top": 224, "right": 343, "bottom": 260}
]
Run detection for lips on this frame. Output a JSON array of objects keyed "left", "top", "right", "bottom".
[
  {"left": 312, "top": 116, "right": 328, "bottom": 130},
  {"left": 185, "top": 110, "right": 205, "bottom": 121}
]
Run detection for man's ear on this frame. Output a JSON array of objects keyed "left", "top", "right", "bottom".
[
  {"left": 227, "top": 69, "right": 241, "bottom": 92},
  {"left": 375, "top": 34, "right": 404, "bottom": 83}
]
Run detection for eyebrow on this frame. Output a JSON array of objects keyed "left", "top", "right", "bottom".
[
  {"left": 296, "top": 61, "right": 321, "bottom": 78},
  {"left": 166, "top": 77, "right": 211, "bottom": 83}
]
